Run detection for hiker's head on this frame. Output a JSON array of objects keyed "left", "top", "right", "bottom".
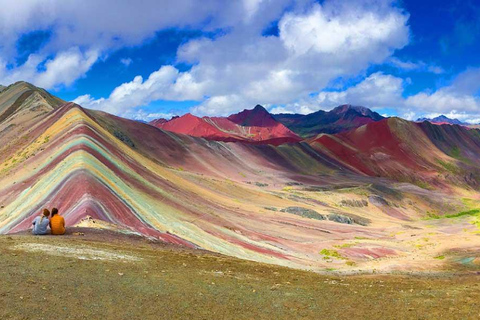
[
  {"left": 51, "top": 208, "right": 58, "bottom": 217},
  {"left": 43, "top": 209, "right": 50, "bottom": 217}
]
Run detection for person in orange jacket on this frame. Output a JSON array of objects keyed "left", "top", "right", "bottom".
[{"left": 49, "top": 207, "right": 66, "bottom": 235}]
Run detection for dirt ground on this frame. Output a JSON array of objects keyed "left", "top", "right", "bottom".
[{"left": 1, "top": 228, "right": 480, "bottom": 320}]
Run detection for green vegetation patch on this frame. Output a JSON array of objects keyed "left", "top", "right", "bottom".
[
  {"left": 334, "top": 243, "right": 356, "bottom": 249},
  {"left": 320, "top": 249, "right": 345, "bottom": 260},
  {"left": 424, "top": 208, "right": 480, "bottom": 220},
  {"left": 450, "top": 146, "right": 461, "bottom": 159},
  {"left": 445, "top": 209, "right": 480, "bottom": 219},
  {"left": 435, "top": 159, "right": 460, "bottom": 174}
]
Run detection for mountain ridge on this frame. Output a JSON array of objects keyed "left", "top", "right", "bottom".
[
  {"left": 273, "top": 104, "right": 385, "bottom": 137},
  {"left": 150, "top": 109, "right": 301, "bottom": 145},
  {"left": 417, "top": 115, "right": 465, "bottom": 125},
  {"left": 151, "top": 104, "right": 386, "bottom": 142}
]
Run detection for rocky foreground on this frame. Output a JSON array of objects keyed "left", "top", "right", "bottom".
[{"left": 1, "top": 229, "right": 479, "bottom": 320}]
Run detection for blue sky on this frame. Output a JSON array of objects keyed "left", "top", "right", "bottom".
[{"left": 1, "top": 0, "right": 480, "bottom": 122}]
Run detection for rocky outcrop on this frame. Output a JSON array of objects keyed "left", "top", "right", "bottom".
[{"left": 340, "top": 199, "right": 368, "bottom": 207}]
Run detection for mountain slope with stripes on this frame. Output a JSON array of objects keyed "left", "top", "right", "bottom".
[{"left": 1, "top": 82, "right": 480, "bottom": 272}]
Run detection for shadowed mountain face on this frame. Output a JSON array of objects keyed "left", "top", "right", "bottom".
[
  {"left": 274, "top": 104, "right": 385, "bottom": 137},
  {"left": 227, "top": 104, "right": 280, "bottom": 127},
  {"left": 2, "top": 82, "right": 480, "bottom": 272}
]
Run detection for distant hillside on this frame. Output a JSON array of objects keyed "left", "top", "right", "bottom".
[
  {"left": 417, "top": 115, "right": 465, "bottom": 125},
  {"left": 150, "top": 105, "right": 301, "bottom": 145},
  {"left": 274, "top": 104, "right": 385, "bottom": 137}
]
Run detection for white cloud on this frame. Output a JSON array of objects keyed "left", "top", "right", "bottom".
[
  {"left": 269, "top": 104, "right": 316, "bottom": 115},
  {"left": 120, "top": 58, "right": 132, "bottom": 67},
  {"left": 317, "top": 72, "right": 405, "bottom": 109},
  {"left": 402, "top": 111, "right": 416, "bottom": 121},
  {"left": 388, "top": 57, "right": 444, "bottom": 74},
  {"left": 405, "top": 90, "right": 480, "bottom": 116},
  {"left": 269, "top": 68, "right": 480, "bottom": 124},
  {"left": 122, "top": 110, "right": 176, "bottom": 121},
  {"left": 0, "top": 48, "right": 98, "bottom": 89},
  {"left": 0, "top": 1, "right": 258, "bottom": 57},
  {"left": 268, "top": 72, "right": 405, "bottom": 114},
  {"left": 65, "top": 0, "right": 409, "bottom": 118},
  {"left": 75, "top": 65, "right": 204, "bottom": 115},
  {"left": 179, "top": 0, "right": 410, "bottom": 115},
  {"left": 0, "top": 0, "right": 292, "bottom": 89},
  {"left": 279, "top": 1, "right": 408, "bottom": 56},
  {"left": 403, "top": 67, "right": 480, "bottom": 121}
]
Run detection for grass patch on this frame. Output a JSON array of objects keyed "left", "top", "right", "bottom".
[
  {"left": 334, "top": 243, "right": 355, "bottom": 249},
  {"left": 320, "top": 249, "right": 344, "bottom": 260},
  {"left": 423, "top": 212, "right": 440, "bottom": 220},
  {"left": 414, "top": 180, "right": 431, "bottom": 190},
  {"left": 436, "top": 159, "right": 459, "bottom": 174},
  {"left": 354, "top": 236, "right": 371, "bottom": 240},
  {"left": 434, "top": 255, "right": 445, "bottom": 260},
  {"left": 445, "top": 209, "right": 480, "bottom": 219},
  {"left": 450, "top": 146, "right": 461, "bottom": 159},
  {"left": 423, "top": 208, "right": 480, "bottom": 220}
]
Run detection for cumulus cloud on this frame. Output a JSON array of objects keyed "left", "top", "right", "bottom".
[
  {"left": 182, "top": 0, "right": 410, "bottom": 115},
  {"left": 266, "top": 72, "right": 405, "bottom": 114},
  {"left": 65, "top": 0, "right": 410, "bottom": 118},
  {"left": 0, "top": 0, "right": 258, "bottom": 57},
  {"left": 0, "top": 0, "right": 288, "bottom": 89},
  {"left": 12, "top": 0, "right": 475, "bottom": 123},
  {"left": 279, "top": 1, "right": 408, "bottom": 56},
  {"left": 405, "top": 90, "right": 480, "bottom": 115},
  {"left": 316, "top": 72, "right": 405, "bottom": 109},
  {"left": 74, "top": 65, "right": 204, "bottom": 115},
  {"left": 0, "top": 48, "right": 98, "bottom": 89},
  {"left": 402, "top": 67, "right": 480, "bottom": 122},
  {"left": 269, "top": 67, "right": 480, "bottom": 124}
]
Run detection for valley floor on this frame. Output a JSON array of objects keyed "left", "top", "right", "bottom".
[{"left": 1, "top": 229, "right": 479, "bottom": 320}]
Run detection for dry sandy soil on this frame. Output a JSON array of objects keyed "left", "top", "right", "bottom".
[{"left": 1, "top": 228, "right": 480, "bottom": 320}]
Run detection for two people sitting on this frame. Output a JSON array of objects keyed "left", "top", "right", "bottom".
[{"left": 32, "top": 208, "right": 65, "bottom": 235}]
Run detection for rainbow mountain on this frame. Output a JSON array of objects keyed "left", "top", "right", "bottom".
[{"left": 1, "top": 81, "right": 480, "bottom": 272}]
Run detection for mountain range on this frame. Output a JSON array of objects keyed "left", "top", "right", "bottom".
[
  {"left": 150, "top": 105, "right": 301, "bottom": 145},
  {"left": 274, "top": 104, "right": 385, "bottom": 136},
  {"left": 417, "top": 115, "right": 466, "bottom": 125},
  {"left": 1, "top": 81, "right": 480, "bottom": 272},
  {"left": 151, "top": 104, "right": 386, "bottom": 143}
]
